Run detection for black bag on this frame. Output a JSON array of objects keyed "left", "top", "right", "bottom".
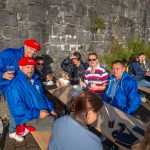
[{"left": 112, "top": 123, "right": 138, "bottom": 149}]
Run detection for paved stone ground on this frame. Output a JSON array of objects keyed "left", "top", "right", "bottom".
[{"left": 0, "top": 93, "right": 150, "bottom": 150}]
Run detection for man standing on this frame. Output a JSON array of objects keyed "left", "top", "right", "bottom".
[
  {"left": 80, "top": 53, "right": 109, "bottom": 95},
  {"left": 0, "top": 39, "right": 41, "bottom": 142},
  {"left": 5, "top": 57, "right": 56, "bottom": 139},
  {"left": 103, "top": 60, "right": 141, "bottom": 116}
]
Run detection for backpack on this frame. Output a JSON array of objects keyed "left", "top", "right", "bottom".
[{"left": 112, "top": 123, "right": 138, "bottom": 149}]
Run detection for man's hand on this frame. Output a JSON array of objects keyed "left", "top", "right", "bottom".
[
  {"left": 2, "top": 71, "right": 14, "bottom": 80},
  {"left": 89, "top": 82, "right": 97, "bottom": 89},
  {"left": 39, "top": 110, "right": 49, "bottom": 118},
  {"left": 50, "top": 111, "right": 57, "bottom": 117},
  {"left": 79, "top": 78, "right": 85, "bottom": 87}
]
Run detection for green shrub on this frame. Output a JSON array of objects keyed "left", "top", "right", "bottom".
[{"left": 100, "top": 39, "right": 150, "bottom": 73}]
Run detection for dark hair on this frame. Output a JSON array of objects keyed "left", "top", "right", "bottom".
[
  {"left": 35, "top": 56, "right": 44, "bottom": 61},
  {"left": 128, "top": 54, "right": 139, "bottom": 65},
  {"left": 73, "top": 52, "right": 81, "bottom": 60},
  {"left": 138, "top": 53, "right": 145, "bottom": 57},
  {"left": 112, "top": 60, "right": 125, "bottom": 67},
  {"left": 88, "top": 53, "right": 98, "bottom": 59},
  {"left": 67, "top": 91, "right": 103, "bottom": 118}
]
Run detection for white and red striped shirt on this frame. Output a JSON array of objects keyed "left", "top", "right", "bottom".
[{"left": 84, "top": 64, "right": 110, "bottom": 94}]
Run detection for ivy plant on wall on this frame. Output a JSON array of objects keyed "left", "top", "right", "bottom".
[{"left": 91, "top": 16, "right": 106, "bottom": 31}]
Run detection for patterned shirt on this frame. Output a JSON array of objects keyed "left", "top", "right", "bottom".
[{"left": 84, "top": 64, "right": 109, "bottom": 94}]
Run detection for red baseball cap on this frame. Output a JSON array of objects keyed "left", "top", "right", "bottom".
[
  {"left": 18, "top": 57, "right": 37, "bottom": 66},
  {"left": 24, "top": 39, "right": 41, "bottom": 51}
]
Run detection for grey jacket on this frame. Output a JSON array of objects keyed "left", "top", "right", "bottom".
[{"left": 49, "top": 115, "right": 103, "bottom": 150}]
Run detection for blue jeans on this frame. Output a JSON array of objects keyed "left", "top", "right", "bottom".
[
  {"left": 137, "top": 79, "right": 150, "bottom": 88},
  {"left": 9, "top": 112, "right": 16, "bottom": 133}
]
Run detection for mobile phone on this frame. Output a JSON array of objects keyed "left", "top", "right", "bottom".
[{"left": 132, "top": 126, "right": 145, "bottom": 136}]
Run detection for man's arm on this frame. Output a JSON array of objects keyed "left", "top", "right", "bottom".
[
  {"left": 123, "top": 78, "right": 142, "bottom": 115},
  {"left": 5, "top": 87, "right": 40, "bottom": 125}
]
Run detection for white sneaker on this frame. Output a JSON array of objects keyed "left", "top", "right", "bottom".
[
  {"left": 9, "top": 133, "right": 24, "bottom": 142},
  {"left": 21, "top": 128, "right": 29, "bottom": 137}
]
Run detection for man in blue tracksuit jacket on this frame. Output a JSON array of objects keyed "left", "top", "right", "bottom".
[
  {"left": 0, "top": 39, "right": 41, "bottom": 93},
  {"left": 103, "top": 60, "right": 141, "bottom": 116},
  {"left": 0, "top": 39, "right": 41, "bottom": 142},
  {"left": 5, "top": 57, "right": 56, "bottom": 138}
]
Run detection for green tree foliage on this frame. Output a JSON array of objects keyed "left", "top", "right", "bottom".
[{"left": 100, "top": 40, "right": 150, "bottom": 72}]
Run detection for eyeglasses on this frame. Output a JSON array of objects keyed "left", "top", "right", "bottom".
[
  {"left": 37, "top": 63, "right": 44, "bottom": 66},
  {"left": 88, "top": 58, "right": 97, "bottom": 62}
]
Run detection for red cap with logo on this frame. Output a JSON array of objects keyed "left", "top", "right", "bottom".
[
  {"left": 24, "top": 39, "right": 41, "bottom": 51},
  {"left": 18, "top": 57, "right": 37, "bottom": 66}
]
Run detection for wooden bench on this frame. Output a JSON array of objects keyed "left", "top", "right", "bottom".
[
  {"left": 31, "top": 130, "right": 51, "bottom": 150},
  {"left": 138, "top": 86, "right": 150, "bottom": 94}
]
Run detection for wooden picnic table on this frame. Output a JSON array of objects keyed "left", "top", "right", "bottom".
[
  {"left": 31, "top": 130, "right": 51, "bottom": 150},
  {"left": 49, "top": 84, "right": 146, "bottom": 150},
  {"left": 138, "top": 86, "right": 150, "bottom": 94}
]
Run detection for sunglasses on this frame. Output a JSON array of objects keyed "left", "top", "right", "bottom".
[
  {"left": 37, "top": 63, "right": 44, "bottom": 66},
  {"left": 88, "top": 58, "right": 97, "bottom": 62}
]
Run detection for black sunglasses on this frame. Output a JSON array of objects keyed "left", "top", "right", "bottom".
[
  {"left": 88, "top": 58, "right": 97, "bottom": 61},
  {"left": 37, "top": 63, "right": 44, "bottom": 66}
]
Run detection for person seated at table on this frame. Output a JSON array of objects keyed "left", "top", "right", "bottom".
[
  {"left": 5, "top": 57, "right": 57, "bottom": 139},
  {"left": 131, "top": 123, "right": 150, "bottom": 150},
  {"left": 49, "top": 91, "right": 103, "bottom": 150},
  {"left": 103, "top": 60, "right": 141, "bottom": 116},
  {"left": 138, "top": 53, "right": 150, "bottom": 82},
  {"left": 35, "top": 56, "right": 47, "bottom": 81},
  {"left": 61, "top": 52, "right": 88, "bottom": 84},
  {"left": 80, "top": 53, "right": 109, "bottom": 96},
  {"left": 35, "top": 56, "right": 60, "bottom": 87},
  {"left": 128, "top": 54, "right": 150, "bottom": 102},
  {"left": 128, "top": 54, "right": 150, "bottom": 88}
]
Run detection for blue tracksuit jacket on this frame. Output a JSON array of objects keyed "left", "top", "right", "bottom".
[
  {"left": 103, "top": 71, "right": 141, "bottom": 115},
  {"left": 0, "top": 47, "right": 24, "bottom": 93},
  {"left": 5, "top": 70, "right": 55, "bottom": 125}
]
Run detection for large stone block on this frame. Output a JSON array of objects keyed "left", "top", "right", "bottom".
[
  {"left": 45, "top": 0, "right": 65, "bottom": 5},
  {"left": 27, "top": 5, "right": 45, "bottom": 22},
  {"left": 48, "top": 45, "right": 65, "bottom": 51},
  {"left": 0, "top": 1, "right": 6, "bottom": 9},
  {"left": 74, "top": 5, "right": 87, "bottom": 17},
  {"left": 64, "top": 16, "right": 81, "bottom": 25},
  {"left": 46, "top": 7, "right": 59, "bottom": 21},
  {"left": 66, "top": 35, "right": 77, "bottom": 44},
  {"left": 76, "top": 31, "right": 92, "bottom": 44},
  {"left": 0, "top": 10, "right": 17, "bottom": 27},
  {"left": 81, "top": 17, "right": 92, "bottom": 31},
  {"left": 57, "top": 6, "right": 74, "bottom": 17},
  {"left": 17, "top": 13, "right": 27, "bottom": 21},
  {"left": 53, "top": 23, "right": 64, "bottom": 36},
  {"left": 65, "top": 24, "right": 76, "bottom": 35},
  {"left": 49, "top": 36, "right": 65, "bottom": 45},
  {"left": 7, "top": 1, "right": 26, "bottom": 13},
  {"left": 28, "top": 0, "right": 45, "bottom": 5}
]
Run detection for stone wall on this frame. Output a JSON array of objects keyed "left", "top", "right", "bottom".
[{"left": 0, "top": 0, "right": 150, "bottom": 75}]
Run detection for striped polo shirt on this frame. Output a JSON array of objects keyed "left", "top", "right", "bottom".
[{"left": 84, "top": 64, "right": 110, "bottom": 94}]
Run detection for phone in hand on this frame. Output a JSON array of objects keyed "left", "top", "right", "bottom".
[{"left": 132, "top": 126, "right": 145, "bottom": 136}]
